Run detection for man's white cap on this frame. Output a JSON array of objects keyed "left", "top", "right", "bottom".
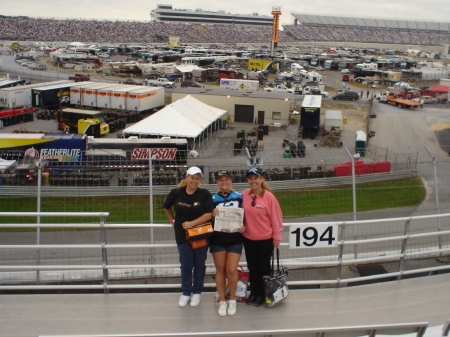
[{"left": 186, "top": 166, "right": 203, "bottom": 177}]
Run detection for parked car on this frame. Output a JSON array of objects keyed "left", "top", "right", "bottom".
[
  {"left": 68, "top": 74, "right": 90, "bottom": 82},
  {"left": 180, "top": 81, "right": 203, "bottom": 88},
  {"left": 32, "top": 65, "right": 47, "bottom": 71},
  {"left": 332, "top": 91, "right": 359, "bottom": 101},
  {"left": 147, "top": 78, "right": 175, "bottom": 88},
  {"left": 412, "top": 96, "right": 437, "bottom": 104},
  {"left": 15, "top": 57, "right": 34, "bottom": 63},
  {"left": 436, "top": 95, "right": 448, "bottom": 104},
  {"left": 308, "top": 88, "right": 329, "bottom": 97},
  {"left": 123, "top": 79, "right": 143, "bottom": 85}
]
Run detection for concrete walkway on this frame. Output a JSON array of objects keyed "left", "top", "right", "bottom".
[{"left": 1, "top": 273, "right": 449, "bottom": 337}]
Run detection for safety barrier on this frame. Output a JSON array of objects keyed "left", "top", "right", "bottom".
[{"left": 1, "top": 211, "right": 449, "bottom": 292}]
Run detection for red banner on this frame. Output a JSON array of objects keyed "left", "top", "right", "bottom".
[{"left": 130, "top": 148, "right": 178, "bottom": 160}]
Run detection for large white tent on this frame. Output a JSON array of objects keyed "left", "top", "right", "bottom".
[
  {"left": 0, "top": 158, "right": 16, "bottom": 172},
  {"left": 123, "top": 95, "right": 227, "bottom": 138}
]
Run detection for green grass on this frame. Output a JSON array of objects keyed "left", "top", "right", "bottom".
[
  {"left": 276, "top": 177, "right": 425, "bottom": 217},
  {"left": 0, "top": 177, "right": 426, "bottom": 228}
]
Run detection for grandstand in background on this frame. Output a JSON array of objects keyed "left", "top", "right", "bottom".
[
  {"left": 150, "top": 4, "right": 273, "bottom": 26},
  {"left": 283, "top": 13, "right": 450, "bottom": 46},
  {"left": 291, "top": 13, "right": 450, "bottom": 31},
  {"left": 1, "top": 12, "right": 449, "bottom": 45}
]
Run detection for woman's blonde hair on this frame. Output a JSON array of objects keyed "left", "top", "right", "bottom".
[
  {"left": 177, "top": 179, "right": 187, "bottom": 189},
  {"left": 260, "top": 177, "right": 271, "bottom": 191}
]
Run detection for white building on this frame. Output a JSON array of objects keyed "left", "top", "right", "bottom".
[{"left": 151, "top": 4, "right": 273, "bottom": 26}]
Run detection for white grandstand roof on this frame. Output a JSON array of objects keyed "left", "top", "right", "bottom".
[
  {"left": 291, "top": 13, "right": 450, "bottom": 31},
  {"left": 151, "top": 4, "right": 273, "bottom": 25}
]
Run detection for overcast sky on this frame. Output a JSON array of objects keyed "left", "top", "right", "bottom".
[{"left": 2, "top": 0, "right": 449, "bottom": 26}]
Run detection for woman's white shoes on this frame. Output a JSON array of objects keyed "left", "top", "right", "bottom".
[
  {"left": 218, "top": 299, "right": 237, "bottom": 316},
  {"left": 178, "top": 295, "right": 190, "bottom": 307},
  {"left": 218, "top": 300, "right": 227, "bottom": 316},
  {"left": 227, "top": 299, "right": 237, "bottom": 316},
  {"left": 190, "top": 294, "right": 201, "bottom": 307}
]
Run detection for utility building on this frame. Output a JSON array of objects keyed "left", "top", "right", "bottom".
[{"left": 172, "top": 88, "right": 294, "bottom": 126}]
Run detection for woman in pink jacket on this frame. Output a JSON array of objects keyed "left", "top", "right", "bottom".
[{"left": 242, "top": 168, "right": 283, "bottom": 307}]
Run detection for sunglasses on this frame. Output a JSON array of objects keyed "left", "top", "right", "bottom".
[{"left": 251, "top": 195, "right": 257, "bottom": 207}]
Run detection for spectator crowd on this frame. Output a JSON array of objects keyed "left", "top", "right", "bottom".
[
  {"left": 0, "top": 16, "right": 448, "bottom": 45},
  {"left": 0, "top": 17, "right": 292, "bottom": 44}
]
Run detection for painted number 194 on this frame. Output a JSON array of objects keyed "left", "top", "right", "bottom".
[{"left": 289, "top": 224, "right": 338, "bottom": 248}]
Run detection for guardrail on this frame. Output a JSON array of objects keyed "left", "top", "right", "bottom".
[
  {"left": 1, "top": 211, "right": 450, "bottom": 293},
  {"left": 0, "top": 169, "right": 417, "bottom": 197},
  {"left": 38, "top": 322, "right": 429, "bottom": 337}
]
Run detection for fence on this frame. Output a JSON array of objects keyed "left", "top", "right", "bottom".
[
  {"left": 0, "top": 210, "right": 449, "bottom": 292},
  {"left": 38, "top": 323, "right": 431, "bottom": 337}
]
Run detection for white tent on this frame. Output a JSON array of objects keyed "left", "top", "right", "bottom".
[
  {"left": 393, "top": 81, "right": 411, "bottom": 88},
  {"left": 123, "top": 95, "right": 227, "bottom": 139},
  {"left": 0, "top": 158, "right": 16, "bottom": 172},
  {"left": 175, "top": 64, "right": 204, "bottom": 73}
]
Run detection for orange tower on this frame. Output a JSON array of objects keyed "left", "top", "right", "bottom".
[{"left": 271, "top": 6, "right": 282, "bottom": 48}]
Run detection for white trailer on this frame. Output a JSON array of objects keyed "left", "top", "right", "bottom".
[
  {"left": 111, "top": 85, "right": 165, "bottom": 112},
  {"left": 219, "top": 79, "right": 259, "bottom": 92},
  {"left": 324, "top": 110, "right": 343, "bottom": 136},
  {"left": 126, "top": 87, "right": 164, "bottom": 112},
  {"left": 70, "top": 82, "right": 122, "bottom": 108},
  {"left": 69, "top": 82, "right": 103, "bottom": 106},
  {"left": 0, "top": 80, "right": 74, "bottom": 108},
  {"left": 110, "top": 86, "right": 142, "bottom": 110},
  {"left": 440, "top": 78, "right": 450, "bottom": 87},
  {"left": 304, "top": 71, "right": 323, "bottom": 84},
  {"left": 356, "top": 63, "right": 378, "bottom": 71},
  {"left": 84, "top": 84, "right": 125, "bottom": 108}
]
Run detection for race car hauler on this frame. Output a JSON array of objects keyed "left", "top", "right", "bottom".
[
  {"left": 300, "top": 95, "right": 322, "bottom": 139},
  {"left": 31, "top": 82, "right": 82, "bottom": 108},
  {"left": 0, "top": 133, "right": 86, "bottom": 185},
  {"left": 0, "top": 80, "right": 74, "bottom": 108},
  {"left": 70, "top": 82, "right": 164, "bottom": 113},
  {"left": 69, "top": 82, "right": 120, "bottom": 107},
  {"left": 110, "top": 86, "right": 164, "bottom": 113},
  {"left": 220, "top": 79, "right": 259, "bottom": 92},
  {"left": 60, "top": 108, "right": 110, "bottom": 137}
]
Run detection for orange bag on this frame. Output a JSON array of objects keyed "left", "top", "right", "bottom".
[
  {"left": 189, "top": 239, "right": 207, "bottom": 249},
  {"left": 185, "top": 222, "right": 214, "bottom": 241}
]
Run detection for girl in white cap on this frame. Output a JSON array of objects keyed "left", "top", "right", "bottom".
[{"left": 164, "top": 166, "right": 214, "bottom": 308}]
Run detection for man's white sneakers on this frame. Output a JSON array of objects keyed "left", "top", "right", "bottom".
[
  {"left": 178, "top": 295, "right": 190, "bottom": 307},
  {"left": 190, "top": 294, "right": 201, "bottom": 307}
]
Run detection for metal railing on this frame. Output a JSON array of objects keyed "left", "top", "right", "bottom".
[
  {"left": 1, "top": 211, "right": 450, "bottom": 292},
  {"left": 38, "top": 322, "right": 429, "bottom": 337},
  {"left": 0, "top": 170, "right": 418, "bottom": 197}
]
